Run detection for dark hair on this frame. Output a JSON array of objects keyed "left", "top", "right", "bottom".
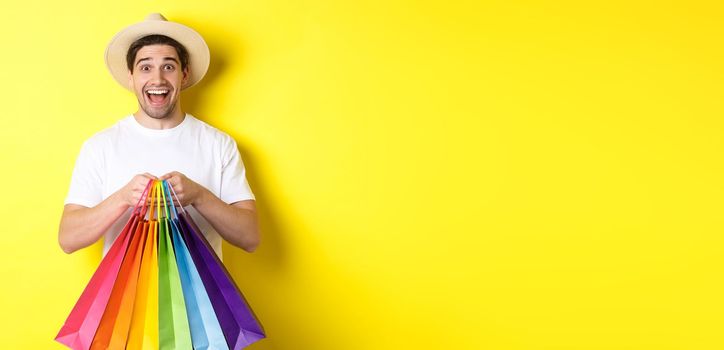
[{"left": 126, "top": 34, "right": 189, "bottom": 72}]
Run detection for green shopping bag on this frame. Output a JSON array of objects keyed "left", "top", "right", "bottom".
[{"left": 157, "top": 181, "right": 193, "bottom": 349}]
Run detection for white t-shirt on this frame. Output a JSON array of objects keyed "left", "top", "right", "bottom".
[{"left": 64, "top": 113, "right": 255, "bottom": 259}]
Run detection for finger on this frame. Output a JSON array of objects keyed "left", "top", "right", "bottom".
[
  {"left": 166, "top": 171, "right": 183, "bottom": 180},
  {"left": 173, "top": 182, "right": 184, "bottom": 194},
  {"left": 135, "top": 174, "right": 152, "bottom": 182},
  {"left": 169, "top": 176, "right": 184, "bottom": 188},
  {"left": 135, "top": 181, "right": 151, "bottom": 191},
  {"left": 134, "top": 176, "right": 154, "bottom": 189},
  {"left": 160, "top": 171, "right": 181, "bottom": 181},
  {"left": 161, "top": 176, "right": 174, "bottom": 187}
]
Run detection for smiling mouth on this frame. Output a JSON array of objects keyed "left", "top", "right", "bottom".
[{"left": 145, "top": 88, "right": 170, "bottom": 106}]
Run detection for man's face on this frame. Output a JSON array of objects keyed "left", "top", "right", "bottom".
[{"left": 128, "top": 44, "right": 189, "bottom": 119}]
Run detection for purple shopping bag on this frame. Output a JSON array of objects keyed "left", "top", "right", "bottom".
[
  {"left": 164, "top": 181, "right": 265, "bottom": 349},
  {"left": 178, "top": 213, "right": 265, "bottom": 348}
]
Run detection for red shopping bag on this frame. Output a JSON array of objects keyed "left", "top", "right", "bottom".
[
  {"left": 55, "top": 180, "right": 153, "bottom": 350},
  {"left": 90, "top": 182, "right": 159, "bottom": 349}
]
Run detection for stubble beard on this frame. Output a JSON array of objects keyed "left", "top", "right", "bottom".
[{"left": 139, "top": 95, "right": 177, "bottom": 120}]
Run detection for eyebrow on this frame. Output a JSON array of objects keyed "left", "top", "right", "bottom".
[{"left": 135, "top": 57, "right": 180, "bottom": 66}]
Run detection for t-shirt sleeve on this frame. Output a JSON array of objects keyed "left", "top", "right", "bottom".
[
  {"left": 64, "top": 140, "right": 104, "bottom": 207},
  {"left": 219, "top": 136, "right": 256, "bottom": 204}
]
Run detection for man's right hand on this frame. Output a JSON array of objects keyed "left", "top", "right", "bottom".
[
  {"left": 59, "top": 173, "right": 157, "bottom": 254},
  {"left": 119, "top": 173, "right": 157, "bottom": 208}
]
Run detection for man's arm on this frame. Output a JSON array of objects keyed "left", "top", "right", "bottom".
[
  {"left": 194, "top": 194, "right": 260, "bottom": 253},
  {"left": 161, "top": 171, "right": 260, "bottom": 253},
  {"left": 58, "top": 174, "right": 155, "bottom": 254}
]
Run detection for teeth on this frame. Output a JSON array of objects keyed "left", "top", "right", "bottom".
[{"left": 147, "top": 90, "right": 169, "bottom": 95}]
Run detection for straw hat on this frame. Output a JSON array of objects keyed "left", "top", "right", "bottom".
[{"left": 104, "top": 13, "right": 210, "bottom": 91}]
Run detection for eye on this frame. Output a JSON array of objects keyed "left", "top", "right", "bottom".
[
  {"left": 139, "top": 65, "right": 150, "bottom": 72},
  {"left": 164, "top": 64, "right": 175, "bottom": 71}
]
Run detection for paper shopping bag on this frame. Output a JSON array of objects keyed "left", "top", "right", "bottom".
[
  {"left": 161, "top": 178, "right": 265, "bottom": 349},
  {"left": 126, "top": 216, "right": 159, "bottom": 349},
  {"left": 161, "top": 181, "right": 228, "bottom": 349},
  {"left": 90, "top": 217, "right": 148, "bottom": 349},
  {"left": 177, "top": 211, "right": 266, "bottom": 349},
  {"left": 158, "top": 211, "right": 193, "bottom": 349},
  {"left": 55, "top": 180, "right": 153, "bottom": 350}
]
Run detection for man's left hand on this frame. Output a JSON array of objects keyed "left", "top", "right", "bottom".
[{"left": 160, "top": 171, "right": 207, "bottom": 207}]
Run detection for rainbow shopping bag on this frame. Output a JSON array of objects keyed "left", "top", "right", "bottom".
[
  {"left": 166, "top": 181, "right": 265, "bottom": 349},
  {"left": 57, "top": 179, "right": 265, "bottom": 349},
  {"left": 55, "top": 181, "right": 152, "bottom": 350},
  {"left": 161, "top": 181, "right": 229, "bottom": 349},
  {"left": 158, "top": 187, "right": 193, "bottom": 349},
  {"left": 126, "top": 202, "right": 159, "bottom": 349},
  {"left": 91, "top": 183, "right": 158, "bottom": 349}
]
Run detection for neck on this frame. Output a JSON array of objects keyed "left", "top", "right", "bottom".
[{"left": 133, "top": 104, "right": 186, "bottom": 130}]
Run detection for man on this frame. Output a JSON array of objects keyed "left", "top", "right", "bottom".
[{"left": 58, "top": 13, "right": 260, "bottom": 258}]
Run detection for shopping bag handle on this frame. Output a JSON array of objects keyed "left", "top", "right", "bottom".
[
  {"left": 162, "top": 180, "right": 186, "bottom": 219},
  {"left": 156, "top": 180, "right": 164, "bottom": 220},
  {"left": 160, "top": 180, "right": 173, "bottom": 220},
  {"left": 149, "top": 180, "right": 172, "bottom": 221},
  {"left": 147, "top": 180, "right": 155, "bottom": 220},
  {"left": 134, "top": 179, "right": 155, "bottom": 217}
]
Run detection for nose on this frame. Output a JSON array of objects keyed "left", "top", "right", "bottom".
[{"left": 150, "top": 67, "right": 165, "bottom": 84}]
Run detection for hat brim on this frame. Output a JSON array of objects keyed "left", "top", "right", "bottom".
[{"left": 105, "top": 20, "right": 210, "bottom": 91}]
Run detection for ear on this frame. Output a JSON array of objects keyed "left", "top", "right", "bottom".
[
  {"left": 127, "top": 69, "right": 133, "bottom": 87},
  {"left": 182, "top": 66, "right": 190, "bottom": 86}
]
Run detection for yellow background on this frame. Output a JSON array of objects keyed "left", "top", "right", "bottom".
[{"left": 0, "top": 0, "right": 722, "bottom": 349}]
